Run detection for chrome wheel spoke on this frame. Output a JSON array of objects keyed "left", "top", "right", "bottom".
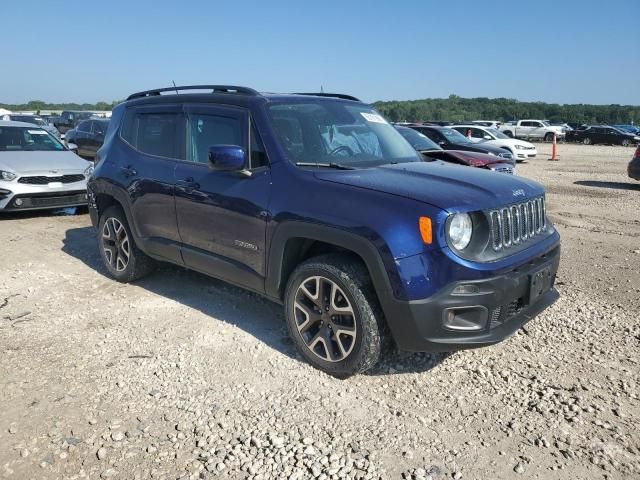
[
  {"left": 294, "top": 275, "right": 357, "bottom": 363},
  {"left": 101, "top": 217, "right": 130, "bottom": 272}
]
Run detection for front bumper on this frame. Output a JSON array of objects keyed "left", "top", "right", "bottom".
[
  {"left": 514, "top": 148, "right": 537, "bottom": 160},
  {"left": 384, "top": 245, "right": 561, "bottom": 352},
  {"left": 0, "top": 190, "right": 88, "bottom": 211}
]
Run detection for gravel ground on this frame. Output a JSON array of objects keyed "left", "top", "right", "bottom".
[{"left": 0, "top": 143, "right": 638, "bottom": 480}]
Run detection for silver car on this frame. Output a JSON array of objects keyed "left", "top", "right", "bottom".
[{"left": 0, "top": 121, "right": 91, "bottom": 212}]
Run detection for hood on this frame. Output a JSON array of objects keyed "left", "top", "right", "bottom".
[
  {"left": 451, "top": 141, "right": 511, "bottom": 156},
  {"left": 0, "top": 150, "right": 89, "bottom": 175},
  {"left": 424, "top": 149, "right": 513, "bottom": 167},
  {"left": 314, "top": 161, "right": 543, "bottom": 212}
]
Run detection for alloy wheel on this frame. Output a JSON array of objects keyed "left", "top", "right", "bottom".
[
  {"left": 293, "top": 275, "right": 357, "bottom": 362},
  {"left": 102, "top": 217, "right": 130, "bottom": 272},
  {"left": 583, "top": 137, "right": 592, "bottom": 145}
]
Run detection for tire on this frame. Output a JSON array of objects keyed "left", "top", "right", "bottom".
[
  {"left": 622, "top": 139, "right": 631, "bottom": 147},
  {"left": 544, "top": 132, "right": 555, "bottom": 142},
  {"left": 583, "top": 137, "right": 592, "bottom": 145},
  {"left": 284, "top": 254, "right": 384, "bottom": 378},
  {"left": 504, "top": 131, "right": 514, "bottom": 138},
  {"left": 97, "top": 205, "right": 155, "bottom": 282}
]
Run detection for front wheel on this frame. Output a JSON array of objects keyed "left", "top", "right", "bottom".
[
  {"left": 622, "top": 139, "right": 631, "bottom": 147},
  {"left": 544, "top": 132, "right": 555, "bottom": 142},
  {"left": 284, "top": 255, "right": 384, "bottom": 378},
  {"left": 98, "top": 206, "right": 155, "bottom": 282}
]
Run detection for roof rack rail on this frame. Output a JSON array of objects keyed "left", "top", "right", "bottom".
[
  {"left": 294, "top": 92, "right": 361, "bottom": 102},
  {"left": 126, "top": 85, "right": 260, "bottom": 101}
]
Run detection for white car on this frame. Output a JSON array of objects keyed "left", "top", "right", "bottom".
[
  {"left": 0, "top": 121, "right": 91, "bottom": 212},
  {"left": 451, "top": 125, "right": 537, "bottom": 162}
]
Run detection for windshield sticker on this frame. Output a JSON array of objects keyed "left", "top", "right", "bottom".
[
  {"left": 360, "top": 112, "right": 387, "bottom": 124},
  {"left": 27, "top": 130, "right": 47, "bottom": 134}
]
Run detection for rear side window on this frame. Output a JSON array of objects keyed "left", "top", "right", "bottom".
[{"left": 121, "top": 110, "right": 182, "bottom": 159}]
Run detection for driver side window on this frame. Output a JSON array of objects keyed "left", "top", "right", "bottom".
[{"left": 186, "top": 114, "right": 243, "bottom": 164}]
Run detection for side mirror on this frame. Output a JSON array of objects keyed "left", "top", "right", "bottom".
[
  {"left": 208, "top": 145, "right": 247, "bottom": 172},
  {"left": 483, "top": 135, "right": 492, "bottom": 140},
  {"left": 67, "top": 143, "right": 78, "bottom": 152}
]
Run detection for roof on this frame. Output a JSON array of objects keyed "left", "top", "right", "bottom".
[{"left": 0, "top": 120, "right": 48, "bottom": 128}]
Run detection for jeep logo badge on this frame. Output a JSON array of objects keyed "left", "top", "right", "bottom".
[{"left": 512, "top": 189, "right": 525, "bottom": 197}]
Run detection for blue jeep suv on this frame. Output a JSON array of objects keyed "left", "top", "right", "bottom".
[{"left": 88, "top": 85, "right": 560, "bottom": 377}]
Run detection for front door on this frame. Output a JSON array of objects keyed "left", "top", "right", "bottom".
[{"left": 174, "top": 104, "right": 271, "bottom": 292}]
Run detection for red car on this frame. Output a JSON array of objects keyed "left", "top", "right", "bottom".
[
  {"left": 629, "top": 145, "right": 640, "bottom": 181},
  {"left": 395, "top": 125, "right": 515, "bottom": 174}
]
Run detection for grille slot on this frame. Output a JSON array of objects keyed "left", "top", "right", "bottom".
[
  {"left": 18, "top": 175, "right": 85, "bottom": 185},
  {"left": 489, "top": 197, "right": 547, "bottom": 252}
]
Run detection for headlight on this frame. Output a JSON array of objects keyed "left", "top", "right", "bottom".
[
  {"left": 0, "top": 170, "right": 17, "bottom": 181},
  {"left": 448, "top": 213, "right": 473, "bottom": 250},
  {"left": 84, "top": 165, "right": 94, "bottom": 178},
  {"left": 514, "top": 144, "right": 525, "bottom": 150}
]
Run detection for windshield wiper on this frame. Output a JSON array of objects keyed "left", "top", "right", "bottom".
[{"left": 295, "top": 162, "right": 356, "bottom": 170}]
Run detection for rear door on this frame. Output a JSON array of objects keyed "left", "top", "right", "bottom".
[
  {"left": 119, "top": 105, "right": 184, "bottom": 263},
  {"left": 174, "top": 104, "right": 271, "bottom": 292},
  {"left": 88, "top": 121, "right": 107, "bottom": 157}
]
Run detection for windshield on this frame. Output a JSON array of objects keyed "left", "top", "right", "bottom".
[
  {"left": 486, "top": 128, "right": 509, "bottom": 139},
  {"left": 440, "top": 127, "right": 470, "bottom": 144},
  {"left": 0, "top": 126, "right": 65, "bottom": 151},
  {"left": 268, "top": 101, "right": 420, "bottom": 168},
  {"left": 396, "top": 127, "right": 441, "bottom": 151}
]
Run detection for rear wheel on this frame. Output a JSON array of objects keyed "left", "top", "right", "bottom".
[
  {"left": 504, "top": 131, "right": 514, "bottom": 138},
  {"left": 284, "top": 254, "right": 384, "bottom": 378},
  {"left": 622, "top": 139, "right": 631, "bottom": 147},
  {"left": 98, "top": 206, "right": 155, "bottom": 282},
  {"left": 583, "top": 137, "right": 592, "bottom": 145},
  {"left": 544, "top": 132, "right": 555, "bottom": 142}
]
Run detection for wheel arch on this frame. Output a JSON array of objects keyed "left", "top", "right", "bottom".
[
  {"left": 89, "top": 179, "right": 140, "bottom": 240},
  {"left": 266, "top": 222, "right": 394, "bottom": 306}
]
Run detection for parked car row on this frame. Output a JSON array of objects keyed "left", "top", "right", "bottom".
[{"left": 566, "top": 125, "right": 640, "bottom": 146}]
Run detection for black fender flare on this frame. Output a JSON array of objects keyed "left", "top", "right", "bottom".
[
  {"left": 88, "top": 178, "right": 141, "bottom": 241},
  {"left": 265, "top": 221, "right": 395, "bottom": 304}
]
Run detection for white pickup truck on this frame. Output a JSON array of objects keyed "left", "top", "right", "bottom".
[{"left": 499, "top": 120, "right": 565, "bottom": 142}]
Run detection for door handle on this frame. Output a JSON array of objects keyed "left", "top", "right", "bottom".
[
  {"left": 119, "top": 166, "right": 137, "bottom": 177},
  {"left": 176, "top": 177, "right": 200, "bottom": 189}
]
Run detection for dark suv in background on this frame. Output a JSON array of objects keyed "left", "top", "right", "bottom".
[
  {"left": 65, "top": 118, "right": 109, "bottom": 159},
  {"left": 407, "top": 124, "right": 514, "bottom": 160},
  {"left": 88, "top": 85, "right": 560, "bottom": 377}
]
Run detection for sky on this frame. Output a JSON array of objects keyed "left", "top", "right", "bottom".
[{"left": 3, "top": 0, "right": 639, "bottom": 105}]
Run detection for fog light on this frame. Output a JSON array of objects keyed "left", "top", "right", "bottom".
[
  {"left": 442, "top": 306, "right": 488, "bottom": 331},
  {"left": 14, "top": 198, "right": 23, "bottom": 206}
]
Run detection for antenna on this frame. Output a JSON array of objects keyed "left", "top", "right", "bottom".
[{"left": 172, "top": 80, "right": 179, "bottom": 95}]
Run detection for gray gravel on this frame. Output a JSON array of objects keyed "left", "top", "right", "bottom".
[{"left": 0, "top": 143, "right": 638, "bottom": 479}]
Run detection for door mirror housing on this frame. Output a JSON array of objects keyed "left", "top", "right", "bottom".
[
  {"left": 483, "top": 135, "right": 492, "bottom": 140},
  {"left": 67, "top": 143, "right": 78, "bottom": 152},
  {"left": 208, "top": 145, "right": 247, "bottom": 172}
]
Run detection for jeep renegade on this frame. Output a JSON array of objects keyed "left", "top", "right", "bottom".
[{"left": 88, "top": 85, "right": 561, "bottom": 377}]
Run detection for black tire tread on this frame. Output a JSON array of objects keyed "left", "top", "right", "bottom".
[{"left": 284, "top": 253, "right": 384, "bottom": 378}]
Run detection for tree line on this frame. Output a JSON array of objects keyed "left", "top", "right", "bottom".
[
  {"left": 373, "top": 95, "right": 639, "bottom": 125},
  {"left": 3, "top": 95, "right": 639, "bottom": 125},
  {"left": 0, "top": 100, "right": 120, "bottom": 112}
]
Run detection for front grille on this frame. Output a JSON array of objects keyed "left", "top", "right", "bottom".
[
  {"left": 18, "top": 174, "right": 85, "bottom": 185},
  {"left": 9, "top": 192, "right": 87, "bottom": 209},
  {"left": 489, "top": 197, "right": 546, "bottom": 252}
]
